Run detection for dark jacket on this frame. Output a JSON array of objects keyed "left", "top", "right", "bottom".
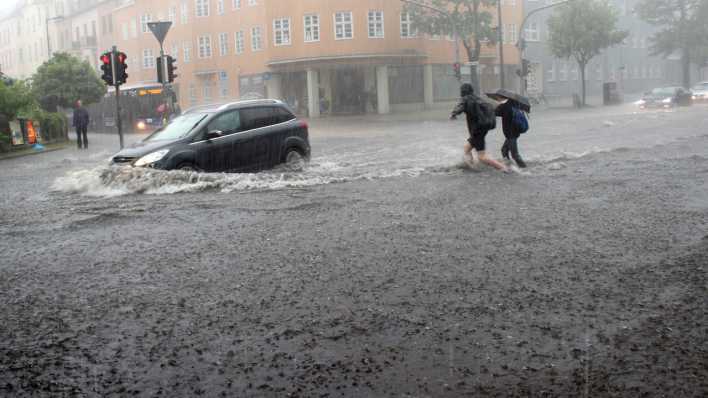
[
  {"left": 451, "top": 94, "right": 484, "bottom": 134},
  {"left": 495, "top": 101, "right": 519, "bottom": 139},
  {"left": 73, "top": 107, "right": 90, "bottom": 129}
]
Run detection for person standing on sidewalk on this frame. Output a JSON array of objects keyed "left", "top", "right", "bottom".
[
  {"left": 73, "top": 100, "right": 90, "bottom": 149},
  {"left": 450, "top": 84, "right": 508, "bottom": 172},
  {"left": 496, "top": 99, "right": 528, "bottom": 168}
]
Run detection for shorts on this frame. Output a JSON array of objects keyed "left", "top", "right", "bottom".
[{"left": 467, "top": 130, "right": 488, "bottom": 152}]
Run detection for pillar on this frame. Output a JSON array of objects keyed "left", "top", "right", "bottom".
[
  {"left": 376, "top": 65, "right": 390, "bottom": 115},
  {"left": 307, "top": 68, "right": 320, "bottom": 118},
  {"left": 265, "top": 74, "right": 282, "bottom": 100},
  {"left": 424, "top": 64, "right": 434, "bottom": 109}
]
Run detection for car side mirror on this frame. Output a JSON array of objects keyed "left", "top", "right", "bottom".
[{"left": 206, "top": 130, "right": 223, "bottom": 140}]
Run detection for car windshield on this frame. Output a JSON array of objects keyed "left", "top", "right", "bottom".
[
  {"left": 692, "top": 83, "right": 708, "bottom": 91},
  {"left": 144, "top": 113, "right": 208, "bottom": 141},
  {"left": 651, "top": 88, "right": 676, "bottom": 97}
]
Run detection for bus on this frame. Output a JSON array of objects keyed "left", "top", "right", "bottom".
[{"left": 88, "top": 82, "right": 179, "bottom": 134}]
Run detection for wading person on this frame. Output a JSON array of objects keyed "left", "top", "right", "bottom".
[
  {"left": 73, "top": 100, "right": 90, "bottom": 150},
  {"left": 496, "top": 99, "right": 528, "bottom": 168},
  {"left": 450, "top": 84, "right": 508, "bottom": 172}
]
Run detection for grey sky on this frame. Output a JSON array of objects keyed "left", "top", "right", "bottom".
[{"left": 0, "top": 0, "right": 21, "bottom": 19}]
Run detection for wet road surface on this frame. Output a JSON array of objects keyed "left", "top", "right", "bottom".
[{"left": 1, "top": 105, "right": 707, "bottom": 396}]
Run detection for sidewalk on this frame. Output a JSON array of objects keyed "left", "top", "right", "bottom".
[{"left": 0, "top": 142, "right": 71, "bottom": 162}]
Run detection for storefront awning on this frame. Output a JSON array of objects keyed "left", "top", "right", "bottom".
[{"left": 267, "top": 53, "right": 428, "bottom": 69}]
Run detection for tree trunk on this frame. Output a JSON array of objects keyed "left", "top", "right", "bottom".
[
  {"left": 580, "top": 62, "right": 587, "bottom": 107},
  {"left": 463, "top": 41, "right": 481, "bottom": 94},
  {"left": 682, "top": 46, "right": 691, "bottom": 89}
]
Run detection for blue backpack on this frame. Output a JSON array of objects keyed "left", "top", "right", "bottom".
[{"left": 511, "top": 106, "right": 529, "bottom": 134}]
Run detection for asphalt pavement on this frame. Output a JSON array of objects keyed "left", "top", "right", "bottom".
[{"left": 0, "top": 104, "right": 706, "bottom": 397}]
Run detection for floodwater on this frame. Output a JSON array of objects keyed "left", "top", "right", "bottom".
[{"left": 51, "top": 104, "right": 708, "bottom": 197}]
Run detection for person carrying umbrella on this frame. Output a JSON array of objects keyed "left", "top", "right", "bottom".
[{"left": 488, "top": 89, "right": 531, "bottom": 169}]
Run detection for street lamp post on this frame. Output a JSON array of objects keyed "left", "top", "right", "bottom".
[
  {"left": 516, "top": 0, "right": 574, "bottom": 95},
  {"left": 497, "top": 0, "right": 505, "bottom": 89},
  {"left": 45, "top": 16, "right": 65, "bottom": 59}
]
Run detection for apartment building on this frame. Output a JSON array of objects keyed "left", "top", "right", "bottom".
[
  {"left": 0, "top": 0, "right": 117, "bottom": 78},
  {"left": 111, "top": 0, "right": 525, "bottom": 116},
  {"left": 522, "top": 0, "right": 688, "bottom": 99}
]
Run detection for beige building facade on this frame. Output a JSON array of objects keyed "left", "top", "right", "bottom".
[{"left": 112, "top": 0, "right": 524, "bottom": 116}]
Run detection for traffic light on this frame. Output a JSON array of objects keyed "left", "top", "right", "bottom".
[
  {"left": 166, "top": 55, "right": 177, "bottom": 83},
  {"left": 100, "top": 52, "right": 114, "bottom": 86},
  {"left": 115, "top": 52, "right": 128, "bottom": 86},
  {"left": 156, "top": 55, "right": 164, "bottom": 84},
  {"left": 453, "top": 62, "right": 461, "bottom": 81}
]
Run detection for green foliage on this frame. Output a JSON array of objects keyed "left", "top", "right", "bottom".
[
  {"left": 403, "top": 0, "right": 499, "bottom": 62},
  {"left": 547, "top": 0, "right": 628, "bottom": 105},
  {"left": 0, "top": 79, "right": 36, "bottom": 120},
  {"left": 31, "top": 52, "right": 106, "bottom": 109},
  {"left": 636, "top": 0, "right": 708, "bottom": 86}
]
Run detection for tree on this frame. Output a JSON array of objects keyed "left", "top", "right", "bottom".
[
  {"left": 30, "top": 52, "right": 106, "bottom": 110},
  {"left": 403, "top": 0, "right": 499, "bottom": 90},
  {"left": 0, "top": 79, "right": 36, "bottom": 120},
  {"left": 636, "top": 0, "right": 708, "bottom": 88},
  {"left": 547, "top": 0, "right": 628, "bottom": 106}
]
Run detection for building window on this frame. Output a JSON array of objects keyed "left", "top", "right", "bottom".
[
  {"left": 181, "top": 2, "right": 189, "bottom": 24},
  {"left": 219, "top": 71, "right": 229, "bottom": 98},
  {"left": 596, "top": 64, "right": 603, "bottom": 81},
  {"left": 142, "top": 48, "right": 155, "bottom": 69},
  {"left": 559, "top": 62, "right": 568, "bottom": 81},
  {"left": 334, "top": 11, "right": 353, "bottom": 40},
  {"left": 251, "top": 26, "right": 262, "bottom": 50},
  {"left": 140, "top": 14, "right": 152, "bottom": 34},
  {"left": 504, "top": 23, "right": 517, "bottom": 44},
  {"left": 219, "top": 32, "right": 228, "bottom": 55},
  {"left": 248, "top": 0, "right": 257, "bottom": 5},
  {"left": 171, "top": 43, "right": 179, "bottom": 58},
  {"left": 183, "top": 41, "right": 192, "bottom": 62},
  {"left": 189, "top": 83, "right": 197, "bottom": 105},
  {"left": 525, "top": 22, "right": 540, "bottom": 42},
  {"left": 571, "top": 64, "right": 578, "bottom": 81},
  {"left": 273, "top": 18, "right": 291, "bottom": 46},
  {"left": 235, "top": 31, "right": 244, "bottom": 53},
  {"left": 121, "top": 23, "right": 128, "bottom": 40},
  {"left": 304, "top": 14, "right": 320, "bottom": 42},
  {"left": 168, "top": 6, "right": 176, "bottom": 23},
  {"left": 233, "top": 0, "right": 241, "bottom": 9},
  {"left": 547, "top": 61, "right": 556, "bottom": 82},
  {"left": 130, "top": 19, "right": 137, "bottom": 38},
  {"left": 400, "top": 12, "right": 416, "bottom": 38},
  {"left": 203, "top": 83, "right": 212, "bottom": 102},
  {"left": 195, "top": 0, "right": 209, "bottom": 17},
  {"left": 198, "top": 35, "right": 212, "bottom": 58},
  {"left": 368, "top": 10, "right": 384, "bottom": 38},
  {"left": 217, "top": 0, "right": 224, "bottom": 15}
]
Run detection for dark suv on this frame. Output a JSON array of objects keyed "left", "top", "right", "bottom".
[{"left": 111, "top": 100, "right": 310, "bottom": 172}]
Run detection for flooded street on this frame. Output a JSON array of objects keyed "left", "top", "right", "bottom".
[{"left": 1, "top": 105, "right": 707, "bottom": 396}]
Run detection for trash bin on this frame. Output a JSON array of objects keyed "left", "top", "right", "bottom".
[{"left": 603, "top": 82, "right": 622, "bottom": 105}]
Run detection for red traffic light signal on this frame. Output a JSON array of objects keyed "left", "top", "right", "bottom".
[
  {"left": 100, "top": 51, "right": 114, "bottom": 86},
  {"left": 166, "top": 55, "right": 177, "bottom": 83},
  {"left": 115, "top": 52, "right": 128, "bottom": 85}
]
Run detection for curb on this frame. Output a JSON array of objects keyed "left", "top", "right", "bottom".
[{"left": 0, "top": 144, "right": 71, "bottom": 162}]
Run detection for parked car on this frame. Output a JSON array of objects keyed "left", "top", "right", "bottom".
[
  {"left": 636, "top": 87, "right": 693, "bottom": 109},
  {"left": 111, "top": 100, "right": 310, "bottom": 172},
  {"left": 691, "top": 81, "right": 708, "bottom": 103}
]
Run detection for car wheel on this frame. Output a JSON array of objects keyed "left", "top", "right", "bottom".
[
  {"left": 284, "top": 147, "right": 306, "bottom": 171},
  {"left": 177, "top": 163, "right": 200, "bottom": 172}
]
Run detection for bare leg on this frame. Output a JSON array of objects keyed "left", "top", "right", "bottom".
[
  {"left": 478, "top": 151, "right": 509, "bottom": 172},
  {"left": 463, "top": 142, "right": 478, "bottom": 167}
]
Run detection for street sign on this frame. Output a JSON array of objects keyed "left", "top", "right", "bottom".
[{"left": 148, "top": 21, "right": 172, "bottom": 45}]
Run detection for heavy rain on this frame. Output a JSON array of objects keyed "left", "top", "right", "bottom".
[{"left": 1, "top": 0, "right": 707, "bottom": 396}]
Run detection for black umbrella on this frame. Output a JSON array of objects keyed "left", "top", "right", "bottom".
[{"left": 486, "top": 89, "right": 531, "bottom": 113}]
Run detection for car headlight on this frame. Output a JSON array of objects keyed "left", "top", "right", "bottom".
[
  {"left": 662, "top": 98, "right": 672, "bottom": 103},
  {"left": 134, "top": 149, "right": 169, "bottom": 167},
  {"left": 635, "top": 99, "right": 646, "bottom": 105},
  {"left": 137, "top": 121, "right": 147, "bottom": 130}
]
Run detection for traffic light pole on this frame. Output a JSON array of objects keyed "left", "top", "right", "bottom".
[{"left": 112, "top": 46, "right": 124, "bottom": 149}]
